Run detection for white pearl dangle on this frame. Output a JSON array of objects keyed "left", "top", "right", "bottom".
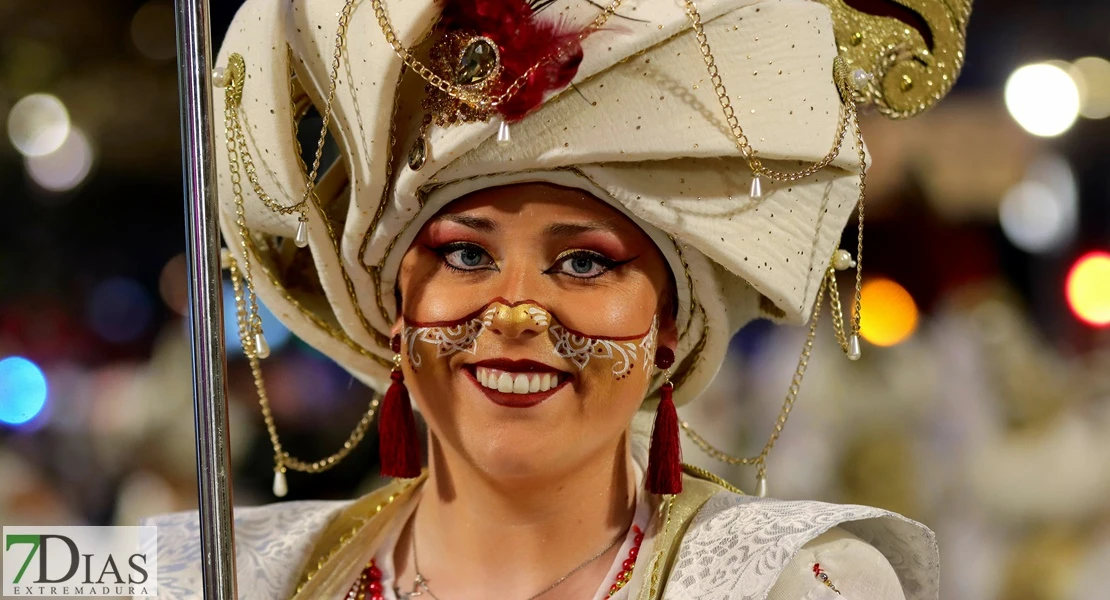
[
  {"left": 749, "top": 174, "right": 764, "bottom": 200},
  {"left": 294, "top": 215, "right": 309, "bottom": 248},
  {"left": 272, "top": 469, "right": 288, "bottom": 497}
]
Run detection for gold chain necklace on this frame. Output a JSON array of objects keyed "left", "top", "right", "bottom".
[{"left": 402, "top": 523, "right": 627, "bottom": 600}]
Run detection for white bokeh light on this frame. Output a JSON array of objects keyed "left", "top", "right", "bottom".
[
  {"left": 25, "top": 127, "right": 95, "bottom": 192},
  {"left": 999, "top": 154, "right": 1078, "bottom": 253},
  {"left": 1070, "top": 56, "right": 1110, "bottom": 120},
  {"left": 1005, "top": 63, "right": 1080, "bottom": 137},
  {"left": 6, "top": 93, "right": 71, "bottom": 157}
]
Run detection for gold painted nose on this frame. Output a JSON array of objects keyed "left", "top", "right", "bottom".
[{"left": 481, "top": 302, "right": 551, "bottom": 338}]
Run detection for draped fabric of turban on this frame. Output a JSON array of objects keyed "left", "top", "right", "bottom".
[{"left": 216, "top": 0, "right": 864, "bottom": 408}]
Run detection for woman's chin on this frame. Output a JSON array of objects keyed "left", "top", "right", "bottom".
[{"left": 463, "top": 432, "right": 581, "bottom": 482}]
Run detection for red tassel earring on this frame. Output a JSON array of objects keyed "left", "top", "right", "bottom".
[
  {"left": 647, "top": 347, "right": 682, "bottom": 495},
  {"left": 379, "top": 335, "right": 421, "bottom": 478}
]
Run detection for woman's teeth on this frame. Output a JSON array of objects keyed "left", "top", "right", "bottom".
[{"left": 475, "top": 367, "right": 562, "bottom": 394}]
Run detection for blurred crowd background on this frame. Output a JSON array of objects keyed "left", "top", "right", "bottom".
[{"left": 1, "top": 1, "right": 1109, "bottom": 599}]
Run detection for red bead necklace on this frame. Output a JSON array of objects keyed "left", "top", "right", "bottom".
[
  {"left": 605, "top": 525, "right": 644, "bottom": 598},
  {"left": 347, "top": 559, "right": 385, "bottom": 600}
]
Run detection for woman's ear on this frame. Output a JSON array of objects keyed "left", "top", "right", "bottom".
[
  {"left": 657, "top": 279, "right": 679, "bottom": 355},
  {"left": 657, "top": 309, "right": 678, "bottom": 357},
  {"left": 390, "top": 315, "right": 404, "bottom": 340}
]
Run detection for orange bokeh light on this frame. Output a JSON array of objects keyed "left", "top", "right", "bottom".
[
  {"left": 1066, "top": 251, "right": 1110, "bottom": 327},
  {"left": 859, "top": 278, "right": 919, "bottom": 347}
]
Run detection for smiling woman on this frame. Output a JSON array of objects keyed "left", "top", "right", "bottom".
[
  {"left": 397, "top": 183, "right": 672, "bottom": 489},
  {"left": 145, "top": 0, "right": 970, "bottom": 598}
]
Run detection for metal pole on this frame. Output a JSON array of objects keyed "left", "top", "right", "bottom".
[{"left": 174, "top": 0, "right": 238, "bottom": 598}]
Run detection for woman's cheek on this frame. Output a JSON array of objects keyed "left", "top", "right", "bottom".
[{"left": 556, "top": 284, "right": 659, "bottom": 337}]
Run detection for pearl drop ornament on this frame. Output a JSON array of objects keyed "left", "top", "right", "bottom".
[
  {"left": 750, "top": 174, "right": 764, "bottom": 200},
  {"left": 254, "top": 332, "right": 271, "bottom": 359},
  {"left": 294, "top": 218, "right": 309, "bottom": 248},
  {"left": 213, "top": 66, "right": 228, "bottom": 88},
  {"left": 755, "top": 475, "right": 768, "bottom": 497},
  {"left": 272, "top": 470, "right": 288, "bottom": 497},
  {"left": 850, "top": 68, "right": 872, "bottom": 90},
  {"left": 847, "top": 334, "right": 861, "bottom": 361},
  {"left": 832, "top": 249, "right": 856, "bottom": 271},
  {"left": 497, "top": 119, "right": 511, "bottom": 144}
]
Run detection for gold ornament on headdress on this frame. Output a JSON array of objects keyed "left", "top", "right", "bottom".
[{"left": 816, "top": 0, "right": 973, "bottom": 119}]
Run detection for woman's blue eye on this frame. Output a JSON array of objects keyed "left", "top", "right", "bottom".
[
  {"left": 438, "top": 244, "right": 494, "bottom": 271},
  {"left": 459, "top": 248, "right": 483, "bottom": 266},
  {"left": 553, "top": 252, "right": 615, "bottom": 278},
  {"left": 570, "top": 256, "right": 595, "bottom": 274}
]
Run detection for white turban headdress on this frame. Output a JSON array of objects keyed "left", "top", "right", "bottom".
[{"left": 216, "top": 0, "right": 871, "bottom": 403}]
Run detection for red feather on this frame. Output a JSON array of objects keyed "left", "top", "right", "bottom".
[{"left": 441, "top": 0, "right": 587, "bottom": 121}]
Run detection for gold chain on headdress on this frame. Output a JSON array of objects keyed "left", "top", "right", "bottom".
[
  {"left": 228, "top": 258, "right": 380, "bottom": 481},
  {"left": 679, "top": 263, "right": 850, "bottom": 495},
  {"left": 219, "top": 0, "right": 382, "bottom": 494},
  {"left": 674, "top": 0, "right": 867, "bottom": 495}
]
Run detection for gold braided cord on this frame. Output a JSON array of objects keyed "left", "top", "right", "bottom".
[
  {"left": 849, "top": 103, "right": 866, "bottom": 337},
  {"left": 370, "top": 0, "right": 627, "bottom": 111},
  {"left": 679, "top": 268, "right": 830, "bottom": 479},
  {"left": 646, "top": 495, "right": 675, "bottom": 599},
  {"left": 223, "top": 57, "right": 265, "bottom": 352},
  {"left": 293, "top": 486, "right": 412, "bottom": 595}
]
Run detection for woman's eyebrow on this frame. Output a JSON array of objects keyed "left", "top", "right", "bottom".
[
  {"left": 544, "top": 220, "right": 620, "bottom": 237},
  {"left": 439, "top": 214, "right": 498, "bottom": 232}
]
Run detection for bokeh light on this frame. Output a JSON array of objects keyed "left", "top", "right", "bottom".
[
  {"left": 1066, "top": 252, "right": 1110, "bottom": 327},
  {"left": 1070, "top": 56, "right": 1110, "bottom": 120},
  {"left": 999, "top": 154, "right": 1078, "bottom": 253},
  {"left": 25, "top": 127, "right": 94, "bottom": 193},
  {"left": 159, "top": 253, "right": 189, "bottom": 316},
  {"left": 130, "top": 1, "right": 177, "bottom": 61},
  {"left": 87, "top": 277, "right": 155, "bottom": 343},
  {"left": 859, "top": 278, "right": 920, "bottom": 347},
  {"left": 221, "top": 280, "right": 292, "bottom": 356},
  {"left": 6, "top": 93, "right": 70, "bottom": 157},
  {"left": 0, "top": 357, "right": 48, "bottom": 426},
  {"left": 1005, "top": 63, "right": 1080, "bottom": 137}
]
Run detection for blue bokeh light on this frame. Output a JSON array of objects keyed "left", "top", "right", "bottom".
[
  {"left": 87, "top": 277, "right": 154, "bottom": 343},
  {"left": 0, "top": 356, "right": 49, "bottom": 426},
  {"left": 222, "top": 280, "right": 292, "bottom": 356}
]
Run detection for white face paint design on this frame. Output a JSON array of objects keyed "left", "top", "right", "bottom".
[
  {"left": 402, "top": 319, "right": 483, "bottom": 369},
  {"left": 549, "top": 316, "right": 658, "bottom": 380},
  {"left": 402, "top": 302, "right": 658, "bottom": 379}
]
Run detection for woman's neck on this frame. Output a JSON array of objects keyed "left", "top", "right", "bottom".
[{"left": 392, "top": 433, "right": 638, "bottom": 599}]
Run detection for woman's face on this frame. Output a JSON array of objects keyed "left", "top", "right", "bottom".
[{"left": 395, "top": 182, "right": 677, "bottom": 483}]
